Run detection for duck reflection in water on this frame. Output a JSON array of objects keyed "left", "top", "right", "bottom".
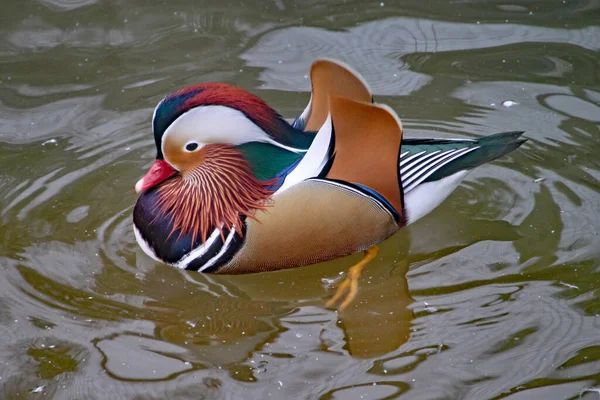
[{"left": 137, "top": 230, "right": 412, "bottom": 363}]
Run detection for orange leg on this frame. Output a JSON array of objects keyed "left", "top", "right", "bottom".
[{"left": 326, "top": 246, "right": 379, "bottom": 311}]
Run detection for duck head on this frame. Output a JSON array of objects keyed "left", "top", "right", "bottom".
[
  {"left": 135, "top": 83, "right": 312, "bottom": 243},
  {"left": 136, "top": 82, "right": 313, "bottom": 192}
]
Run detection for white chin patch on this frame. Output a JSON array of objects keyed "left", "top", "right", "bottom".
[{"left": 135, "top": 178, "right": 144, "bottom": 194}]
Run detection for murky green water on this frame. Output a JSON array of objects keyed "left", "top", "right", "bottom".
[{"left": 1, "top": 0, "right": 600, "bottom": 398}]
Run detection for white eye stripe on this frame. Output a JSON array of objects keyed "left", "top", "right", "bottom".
[{"left": 161, "top": 105, "right": 307, "bottom": 156}]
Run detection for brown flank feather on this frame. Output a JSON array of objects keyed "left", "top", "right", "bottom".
[{"left": 153, "top": 145, "right": 275, "bottom": 243}]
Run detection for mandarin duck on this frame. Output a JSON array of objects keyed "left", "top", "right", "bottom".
[{"left": 133, "top": 59, "right": 525, "bottom": 310}]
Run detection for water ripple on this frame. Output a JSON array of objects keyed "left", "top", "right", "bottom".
[
  {"left": 242, "top": 18, "right": 600, "bottom": 95},
  {"left": 1, "top": 2, "right": 599, "bottom": 398}
]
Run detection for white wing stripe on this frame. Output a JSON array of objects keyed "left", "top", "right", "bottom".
[
  {"left": 403, "top": 147, "right": 473, "bottom": 189},
  {"left": 403, "top": 148, "right": 468, "bottom": 187},
  {"left": 405, "top": 147, "right": 480, "bottom": 192},
  {"left": 402, "top": 150, "right": 458, "bottom": 182},
  {"left": 400, "top": 150, "right": 444, "bottom": 178},
  {"left": 399, "top": 151, "right": 426, "bottom": 167}
]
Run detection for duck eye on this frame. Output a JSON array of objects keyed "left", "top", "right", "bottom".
[{"left": 185, "top": 142, "right": 199, "bottom": 152}]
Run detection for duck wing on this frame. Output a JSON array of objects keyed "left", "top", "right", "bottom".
[{"left": 401, "top": 132, "right": 526, "bottom": 223}]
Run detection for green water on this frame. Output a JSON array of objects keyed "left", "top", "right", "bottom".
[{"left": 1, "top": 0, "right": 600, "bottom": 399}]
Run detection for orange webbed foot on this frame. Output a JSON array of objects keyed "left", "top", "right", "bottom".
[{"left": 325, "top": 246, "right": 379, "bottom": 311}]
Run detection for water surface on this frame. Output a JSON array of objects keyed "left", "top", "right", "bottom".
[{"left": 1, "top": 0, "right": 600, "bottom": 398}]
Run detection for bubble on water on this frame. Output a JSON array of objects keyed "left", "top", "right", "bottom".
[
  {"left": 503, "top": 100, "right": 518, "bottom": 107},
  {"left": 31, "top": 386, "right": 45, "bottom": 393},
  {"left": 321, "top": 276, "right": 341, "bottom": 289}
]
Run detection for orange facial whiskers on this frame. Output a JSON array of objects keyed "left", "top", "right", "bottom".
[{"left": 153, "top": 145, "right": 276, "bottom": 244}]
